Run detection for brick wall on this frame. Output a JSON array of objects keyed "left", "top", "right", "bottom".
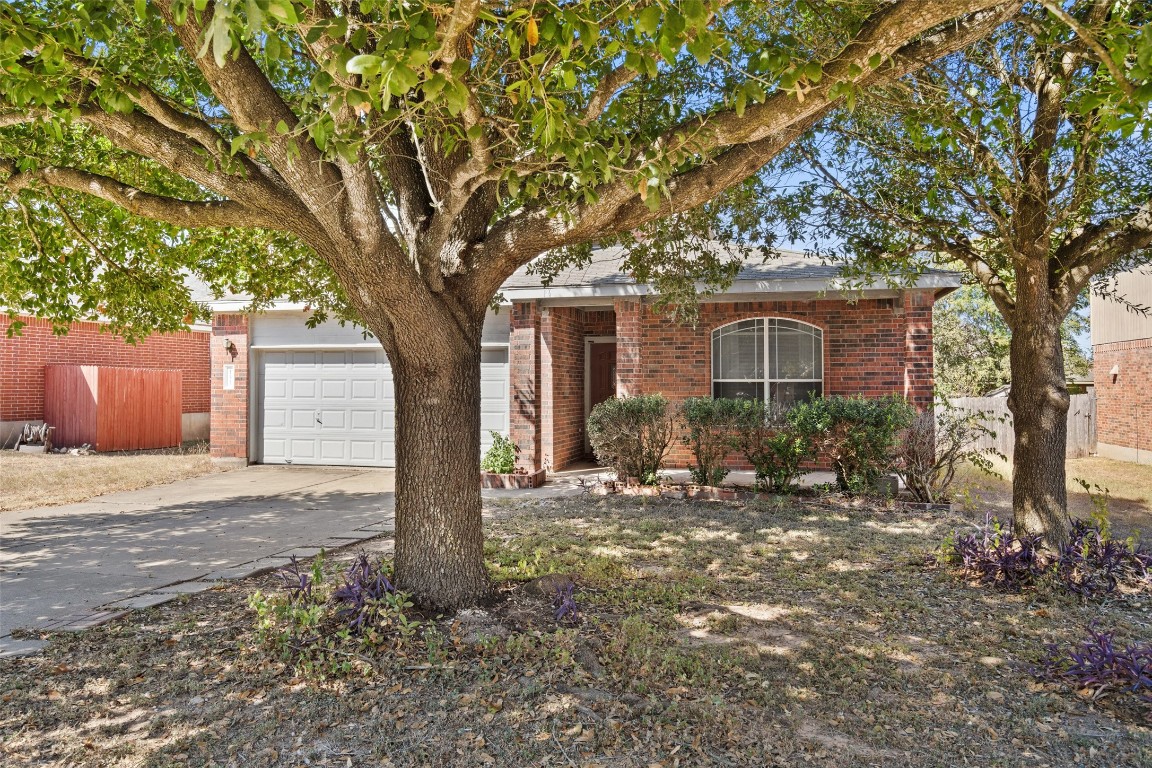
[
  {"left": 210, "top": 314, "right": 249, "bottom": 461},
  {"left": 509, "top": 293, "right": 937, "bottom": 471},
  {"left": 509, "top": 302, "right": 542, "bottom": 471},
  {"left": 1094, "top": 338, "right": 1152, "bottom": 461},
  {"left": 636, "top": 295, "right": 935, "bottom": 466},
  {"left": 0, "top": 314, "right": 209, "bottom": 421},
  {"left": 583, "top": 310, "right": 617, "bottom": 338},
  {"left": 541, "top": 307, "right": 587, "bottom": 470}
]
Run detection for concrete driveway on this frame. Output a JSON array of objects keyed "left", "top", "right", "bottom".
[{"left": 0, "top": 466, "right": 395, "bottom": 657}]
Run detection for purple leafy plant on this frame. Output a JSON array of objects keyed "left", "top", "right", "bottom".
[
  {"left": 278, "top": 555, "right": 314, "bottom": 604},
  {"left": 950, "top": 514, "right": 1047, "bottom": 592},
  {"left": 553, "top": 582, "right": 580, "bottom": 624},
  {"left": 332, "top": 553, "right": 397, "bottom": 634},
  {"left": 1055, "top": 520, "right": 1150, "bottom": 598},
  {"left": 1036, "top": 625, "right": 1152, "bottom": 709}
]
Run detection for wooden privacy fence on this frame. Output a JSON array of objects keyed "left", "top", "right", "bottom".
[
  {"left": 45, "top": 365, "right": 182, "bottom": 451},
  {"left": 946, "top": 394, "right": 1097, "bottom": 459}
]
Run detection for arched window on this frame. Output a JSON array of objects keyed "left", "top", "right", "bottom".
[{"left": 711, "top": 319, "right": 823, "bottom": 405}]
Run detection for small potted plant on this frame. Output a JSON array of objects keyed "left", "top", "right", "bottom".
[{"left": 480, "top": 432, "right": 546, "bottom": 489}]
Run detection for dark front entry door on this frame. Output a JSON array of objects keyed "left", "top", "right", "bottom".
[{"left": 589, "top": 342, "right": 617, "bottom": 411}]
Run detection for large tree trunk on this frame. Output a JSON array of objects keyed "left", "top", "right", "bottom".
[
  {"left": 1007, "top": 271, "right": 1070, "bottom": 547},
  {"left": 389, "top": 321, "right": 491, "bottom": 610}
]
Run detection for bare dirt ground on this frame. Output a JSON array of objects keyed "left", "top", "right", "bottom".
[
  {"left": 954, "top": 456, "right": 1152, "bottom": 536},
  {"left": 0, "top": 444, "right": 219, "bottom": 512},
  {"left": 2, "top": 493, "right": 1150, "bottom": 767}
]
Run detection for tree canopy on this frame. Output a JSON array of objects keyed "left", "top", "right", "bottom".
[
  {"left": 2, "top": 0, "right": 1019, "bottom": 340},
  {"left": 934, "top": 283, "right": 1091, "bottom": 398},
  {"left": 771, "top": 0, "right": 1152, "bottom": 543}
]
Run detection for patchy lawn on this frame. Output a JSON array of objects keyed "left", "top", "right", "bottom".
[
  {"left": 955, "top": 456, "right": 1152, "bottom": 537},
  {"left": 2, "top": 494, "right": 1150, "bottom": 767},
  {"left": 0, "top": 444, "right": 220, "bottom": 512}
]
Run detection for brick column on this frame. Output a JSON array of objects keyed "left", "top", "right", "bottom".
[
  {"left": 903, "top": 290, "right": 934, "bottom": 411},
  {"left": 614, "top": 298, "right": 643, "bottom": 397},
  {"left": 509, "top": 301, "right": 542, "bottom": 471},
  {"left": 210, "top": 313, "right": 249, "bottom": 465}
]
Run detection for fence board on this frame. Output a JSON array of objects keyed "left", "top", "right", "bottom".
[{"left": 947, "top": 394, "right": 1097, "bottom": 458}]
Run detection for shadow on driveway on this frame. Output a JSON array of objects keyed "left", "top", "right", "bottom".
[{"left": 0, "top": 467, "right": 395, "bottom": 655}]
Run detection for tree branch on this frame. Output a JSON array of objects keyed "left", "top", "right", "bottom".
[
  {"left": 1, "top": 161, "right": 285, "bottom": 230},
  {"left": 477, "top": 0, "right": 1020, "bottom": 296},
  {"left": 1039, "top": 0, "right": 1134, "bottom": 98}
]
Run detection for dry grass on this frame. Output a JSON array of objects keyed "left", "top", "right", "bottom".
[
  {"left": 2, "top": 493, "right": 1150, "bottom": 767},
  {"left": 953, "top": 456, "right": 1152, "bottom": 536},
  {"left": 0, "top": 445, "right": 219, "bottom": 512}
]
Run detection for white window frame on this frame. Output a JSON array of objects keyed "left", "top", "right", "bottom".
[{"left": 711, "top": 318, "right": 823, "bottom": 402}]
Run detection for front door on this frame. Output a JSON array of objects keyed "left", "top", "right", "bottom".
[{"left": 588, "top": 341, "right": 617, "bottom": 412}]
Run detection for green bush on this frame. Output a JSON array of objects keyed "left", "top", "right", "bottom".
[
  {"left": 789, "top": 395, "right": 914, "bottom": 494},
  {"left": 481, "top": 432, "right": 518, "bottom": 474},
  {"left": 679, "top": 397, "right": 744, "bottom": 486},
  {"left": 587, "top": 395, "right": 673, "bottom": 484},
  {"left": 733, "top": 400, "right": 814, "bottom": 493}
]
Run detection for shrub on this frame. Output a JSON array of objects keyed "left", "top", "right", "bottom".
[
  {"left": 1036, "top": 625, "right": 1152, "bottom": 710},
  {"left": 947, "top": 515, "right": 1047, "bottom": 592},
  {"left": 481, "top": 432, "right": 518, "bottom": 474},
  {"left": 587, "top": 395, "right": 673, "bottom": 484},
  {"left": 1055, "top": 519, "right": 1151, "bottom": 599},
  {"left": 679, "top": 397, "right": 744, "bottom": 486},
  {"left": 939, "top": 514, "right": 1150, "bottom": 598},
  {"left": 789, "top": 395, "right": 914, "bottom": 494},
  {"left": 894, "top": 403, "right": 1003, "bottom": 503},
  {"left": 732, "top": 399, "right": 813, "bottom": 493}
]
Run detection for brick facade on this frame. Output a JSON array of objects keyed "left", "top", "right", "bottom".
[
  {"left": 541, "top": 307, "right": 586, "bottom": 471},
  {"left": 210, "top": 314, "right": 249, "bottom": 462},
  {"left": 509, "top": 302, "right": 542, "bottom": 471},
  {"left": 509, "top": 292, "right": 938, "bottom": 471},
  {"left": 1094, "top": 338, "right": 1152, "bottom": 463},
  {"left": 0, "top": 314, "right": 209, "bottom": 423}
]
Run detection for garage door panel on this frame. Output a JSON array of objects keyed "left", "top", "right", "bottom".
[
  {"left": 289, "top": 409, "right": 317, "bottom": 429},
  {"left": 350, "top": 441, "right": 378, "bottom": 461},
  {"left": 349, "top": 410, "right": 378, "bottom": 430},
  {"left": 289, "top": 439, "right": 317, "bottom": 459},
  {"left": 321, "top": 380, "right": 347, "bottom": 399},
  {"left": 350, "top": 380, "right": 377, "bottom": 399},
  {"left": 291, "top": 379, "right": 317, "bottom": 398},
  {"left": 319, "top": 410, "right": 347, "bottom": 429}
]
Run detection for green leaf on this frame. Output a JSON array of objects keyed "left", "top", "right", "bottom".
[
  {"left": 346, "top": 54, "right": 383, "bottom": 76},
  {"left": 683, "top": 0, "right": 708, "bottom": 26},
  {"left": 637, "top": 7, "right": 661, "bottom": 35},
  {"left": 687, "top": 35, "right": 711, "bottom": 65}
]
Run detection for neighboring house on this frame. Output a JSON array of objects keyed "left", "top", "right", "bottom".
[
  {"left": 207, "top": 247, "right": 961, "bottom": 471},
  {"left": 0, "top": 314, "right": 211, "bottom": 448},
  {"left": 1091, "top": 266, "right": 1152, "bottom": 465}
]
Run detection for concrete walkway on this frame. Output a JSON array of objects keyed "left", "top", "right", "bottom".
[{"left": 0, "top": 466, "right": 396, "bottom": 657}]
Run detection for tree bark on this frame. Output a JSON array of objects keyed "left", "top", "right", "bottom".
[
  {"left": 1007, "top": 266, "right": 1070, "bottom": 547},
  {"left": 389, "top": 321, "right": 491, "bottom": 610}
]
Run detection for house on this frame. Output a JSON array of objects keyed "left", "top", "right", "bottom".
[
  {"left": 0, "top": 314, "right": 211, "bottom": 448},
  {"left": 1091, "top": 266, "right": 1152, "bottom": 465},
  {"left": 206, "top": 247, "right": 961, "bottom": 471}
]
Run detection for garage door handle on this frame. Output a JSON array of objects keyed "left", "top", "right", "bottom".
[{"left": 315, "top": 410, "right": 322, "bottom": 425}]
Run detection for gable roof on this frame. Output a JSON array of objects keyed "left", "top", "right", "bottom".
[{"left": 502, "top": 243, "right": 962, "bottom": 302}]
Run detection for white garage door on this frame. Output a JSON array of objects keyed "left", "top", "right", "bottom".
[
  {"left": 261, "top": 350, "right": 395, "bottom": 466},
  {"left": 259, "top": 347, "right": 510, "bottom": 467}
]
